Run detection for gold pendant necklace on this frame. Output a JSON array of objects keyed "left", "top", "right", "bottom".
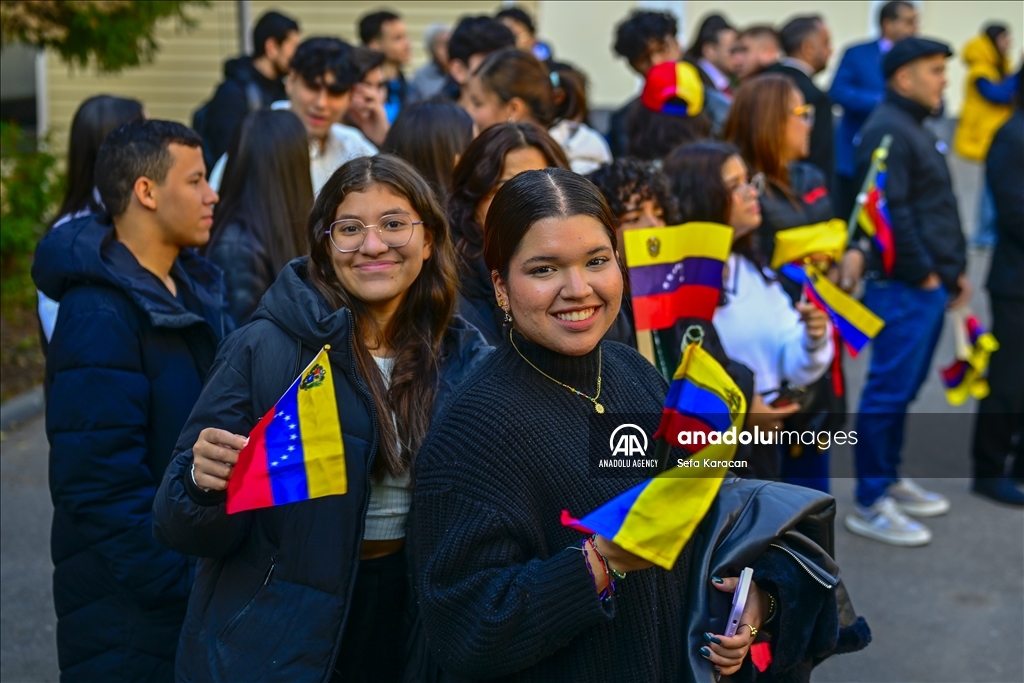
[{"left": 509, "top": 329, "right": 605, "bottom": 413}]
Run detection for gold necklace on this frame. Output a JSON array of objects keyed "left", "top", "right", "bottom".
[{"left": 509, "top": 328, "right": 605, "bottom": 413}]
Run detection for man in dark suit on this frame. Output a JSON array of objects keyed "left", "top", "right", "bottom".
[
  {"left": 830, "top": 1, "right": 919, "bottom": 218},
  {"left": 764, "top": 15, "right": 835, "bottom": 193}
]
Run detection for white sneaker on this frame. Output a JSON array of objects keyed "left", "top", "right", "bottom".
[
  {"left": 844, "top": 496, "right": 932, "bottom": 546},
  {"left": 887, "top": 478, "right": 950, "bottom": 517}
]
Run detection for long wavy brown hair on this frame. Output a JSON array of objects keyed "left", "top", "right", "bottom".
[
  {"left": 306, "top": 155, "right": 458, "bottom": 479},
  {"left": 722, "top": 74, "right": 800, "bottom": 196}
]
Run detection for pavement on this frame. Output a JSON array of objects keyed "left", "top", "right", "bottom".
[{"left": 1, "top": 162, "right": 1020, "bottom": 683}]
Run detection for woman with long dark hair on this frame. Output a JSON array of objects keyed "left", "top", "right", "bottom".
[
  {"left": 665, "top": 141, "right": 832, "bottom": 486},
  {"left": 38, "top": 95, "right": 144, "bottom": 344},
  {"left": 204, "top": 109, "right": 313, "bottom": 326},
  {"left": 153, "top": 155, "right": 490, "bottom": 683},
  {"left": 448, "top": 122, "right": 569, "bottom": 343},
  {"left": 413, "top": 167, "right": 864, "bottom": 681},
  {"left": 380, "top": 100, "right": 474, "bottom": 202}
]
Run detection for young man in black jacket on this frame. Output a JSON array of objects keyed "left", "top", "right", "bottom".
[
  {"left": 847, "top": 38, "right": 970, "bottom": 546},
  {"left": 32, "top": 120, "right": 229, "bottom": 681},
  {"left": 199, "top": 11, "right": 300, "bottom": 164}
]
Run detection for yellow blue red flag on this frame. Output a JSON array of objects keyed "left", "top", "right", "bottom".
[
  {"left": 561, "top": 342, "right": 746, "bottom": 569},
  {"left": 227, "top": 346, "right": 347, "bottom": 514}
]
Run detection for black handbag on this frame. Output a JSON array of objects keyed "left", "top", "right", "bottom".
[{"left": 683, "top": 477, "right": 869, "bottom": 683}]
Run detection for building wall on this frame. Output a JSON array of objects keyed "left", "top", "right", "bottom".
[
  {"left": 43, "top": 1, "right": 527, "bottom": 149},
  {"left": 538, "top": 0, "right": 1022, "bottom": 110}
]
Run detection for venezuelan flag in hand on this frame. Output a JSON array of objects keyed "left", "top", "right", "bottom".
[
  {"left": 227, "top": 346, "right": 347, "bottom": 514},
  {"left": 857, "top": 168, "right": 896, "bottom": 276},
  {"left": 939, "top": 314, "right": 999, "bottom": 406},
  {"left": 623, "top": 222, "right": 732, "bottom": 331},
  {"left": 782, "top": 264, "right": 884, "bottom": 356},
  {"left": 561, "top": 342, "right": 746, "bottom": 569},
  {"left": 770, "top": 218, "right": 848, "bottom": 270}
]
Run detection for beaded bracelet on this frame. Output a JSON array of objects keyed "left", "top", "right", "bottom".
[
  {"left": 590, "top": 534, "right": 627, "bottom": 582},
  {"left": 581, "top": 537, "right": 614, "bottom": 601}
]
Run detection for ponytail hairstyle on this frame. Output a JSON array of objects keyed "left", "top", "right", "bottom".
[
  {"left": 473, "top": 48, "right": 556, "bottom": 127},
  {"left": 306, "top": 155, "right": 458, "bottom": 478},
  {"left": 551, "top": 64, "right": 590, "bottom": 123}
]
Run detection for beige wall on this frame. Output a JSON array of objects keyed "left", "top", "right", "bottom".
[
  {"left": 539, "top": 0, "right": 1023, "bottom": 111},
  {"left": 43, "top": 0, "right": 525, "bottom": 149}
]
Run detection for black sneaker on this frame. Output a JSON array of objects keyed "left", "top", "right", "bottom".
[{"left": 972, "top": 478, "right": 1024, "bottom": 506}]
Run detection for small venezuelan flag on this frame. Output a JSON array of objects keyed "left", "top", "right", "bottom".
[
  {"left": 770, "top": 218, "right": 848, "bottom": 270},
  {"left": 561, "top": 342, "right": 746, "bottom": 569},
  {"left": 938, "top": 314, "right": 999, "bottom": 406},
  {"left": 782, "top": 264, "right": 884, "bottom": 356},
  {"left": 227, "top": 346, "right": 347, "bottom": 514},
  {"left": 857, "top": 168, "right": 896, "bottom": 276},
  {"left": 623, "top": 222, "right": 733, "bottom": 331}
]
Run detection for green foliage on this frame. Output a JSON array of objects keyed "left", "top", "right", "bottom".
[
  {"left": 0, "top": 0, "right": 207, "bottom": 73},
  {"left": 0, "top": 121, "right": 64, "bottom": 304}
]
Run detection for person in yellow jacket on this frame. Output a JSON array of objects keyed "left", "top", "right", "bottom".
[
  {"left": 954, "top": 24, "right": 1014, "bottom": 161},
  {"left": 953, "top": 24, "right": 1016, "bottom": 247}
]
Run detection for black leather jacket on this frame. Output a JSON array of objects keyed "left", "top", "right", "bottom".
[{"left": 685, "top": 477, "right": 871, "bottom": 683}]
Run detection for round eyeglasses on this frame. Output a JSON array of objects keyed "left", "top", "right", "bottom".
[{"left": 325, "top": 214, "right": 423, "bottom": 253}]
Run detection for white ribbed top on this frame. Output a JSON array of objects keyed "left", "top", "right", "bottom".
[{"left": 363, "top": 356, "right": 413, "bottom": 541}]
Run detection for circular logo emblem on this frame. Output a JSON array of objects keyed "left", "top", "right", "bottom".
[{"left": 647, "top": 235, "right": 661, "bottom": 257}]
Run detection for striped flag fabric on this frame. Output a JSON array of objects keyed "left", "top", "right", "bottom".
[
  {"left": 857, "top": 168, "right": 896, "bottom": 276},
  {"left": 770, "top": 218, "right": 848, "bottom": 270},
  {"left": 561, "top": 342, "right": 746, "bottom": 569},
  {"left": 781, "top": 263, "right": 884, "bottom": 356},
  {"left": 622, "top": 222, "right": 733, "bottom": 331},
  {"left": 227, "top": 346, "right": 347, "bottom": 514},
  {"left": 939, "top": 314, "right": 999, "bottom": 406}
]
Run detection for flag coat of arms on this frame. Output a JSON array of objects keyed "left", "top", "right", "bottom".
[
  {"left": 562, "top": 342, "right": 746, "bottom": 569},
  {"left": 227, "top": 346, "right": 347, "bottom": 514}
]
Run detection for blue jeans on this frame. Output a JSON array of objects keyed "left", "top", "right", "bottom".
[
  {"left": 854, "top": 279, "right": 947, "bottom": 507},
  {"left": 781, "top": 444, "right": 830, "bottom": 493}
]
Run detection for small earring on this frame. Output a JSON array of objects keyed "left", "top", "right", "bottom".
[{"left": 504, "top": 309, "right": 513, "bottom": 324}]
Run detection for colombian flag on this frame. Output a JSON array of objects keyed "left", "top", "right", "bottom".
[
  {"left": 770, "top": 218, "right": 848, "bottom": 270},
  {"left": 782, "top": 264, "right": 884, "bottom": 356},
  {"left": 227, "top": 346, "right": 347, "bottom": 514},
  {"left": 623, "top": 222, "right": 732, "bottom": 331},
  {"left": 939, "top": 314, "right": 999, "bottom": 406},
  {"left": 561, "top": 342, "right": 746, "bottom": 569},
  {"left": 857, "top": 168, "right": 896, "bottom": 276}
]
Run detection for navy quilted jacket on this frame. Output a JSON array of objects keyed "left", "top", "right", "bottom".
[{"left": 33, "top": 215, "right": 229, "bottom": 682}]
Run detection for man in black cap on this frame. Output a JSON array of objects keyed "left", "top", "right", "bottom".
[{"left": 847, "top": 38, "right": 969, "bottom": 547}]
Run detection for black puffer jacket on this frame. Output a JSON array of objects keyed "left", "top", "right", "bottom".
[
  {"left": 153, "top": 258, "right": 490, "bottom": 682},
  {"left": 33, "top": 215, "right": 229, "bottom": 682},
  {"left": 855, "top": 90, "right": 967, "bottom": 292}
]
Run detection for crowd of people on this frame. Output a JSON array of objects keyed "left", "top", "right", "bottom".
[{"left": 30, "top": 2, "right": 1021, "bottom": 681}]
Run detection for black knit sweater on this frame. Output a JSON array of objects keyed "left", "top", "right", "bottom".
[{"left": 412, "top": 332, "right": 696, "bottom": 682}]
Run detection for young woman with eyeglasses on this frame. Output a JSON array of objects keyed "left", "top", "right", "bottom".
[
  {"left": 153, "top": 155, "right": 491, "bottom": 683},
  {"left": 664, "top": 142, "right": 833, "bottom": 484},
  {"left": 723, "top": 75, "right": 861, "bottom": 489}
]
